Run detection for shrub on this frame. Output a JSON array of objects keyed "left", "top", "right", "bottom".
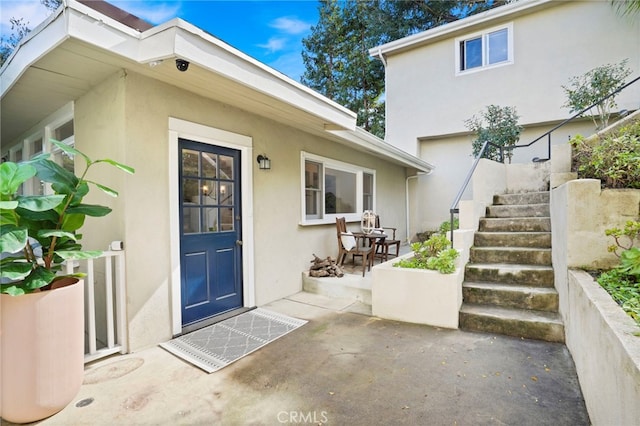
[
  {"left": 465, "top": 105, "right": 522, "bottom": 163},
  {"left": 562, "top": 59, "right": 632, "bottom": 130},
  {"left": 598, "top": 220, "right": 640, "bottom": 326},
  {"left": 570, "top": 119, "right": 640, "bottom": 189},
  {"left": 439, "top": 218, "right": 459, "bottom": 234},
  {"left": 394, "top": 233, "right": 459, "bottom": 274}
]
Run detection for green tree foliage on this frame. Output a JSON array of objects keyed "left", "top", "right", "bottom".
[
  {"left": 301, "top": 0, "right": 508, "bottom": 138},
  {"left": 611, "top": 0, "right": 640, "bottom": 17},
  {"left": 0, "top": 0, "right": 61, "bottom": 67},
  {"left": 465, "top": 105, "right": 522, "bottom": 162},
  {"left": 562, "top": 59, "right": 632, "bottom": 130}
]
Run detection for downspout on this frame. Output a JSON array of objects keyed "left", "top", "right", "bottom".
[{"left": 405, "top": 171, "right": 431, "bottom": 244}]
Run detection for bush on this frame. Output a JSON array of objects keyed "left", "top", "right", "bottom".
[
  {"left": 570, "top": 119, "right": 640, "bottom": 189},
  {"left": 597, "top": 220, "right": 640, "bottom": 326},
  {"left": 394, "top": 233, "right": 459, "bottom": 274},
  {"left": 439, "top": 218, "right": 459, "bottom": 234},
  {"left": 465, "top": 105, "right": 522, "bottom": 163}
]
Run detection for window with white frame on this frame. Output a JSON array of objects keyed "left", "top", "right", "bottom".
[
  {"left": 1, "top": 104, "right": 75, "bottom": 196},
  {"left": 302, "top": 152, "right": 375, "bottom": 224},
  {"left": 456, "top": 23, "right": 512, "bottom": 73}
]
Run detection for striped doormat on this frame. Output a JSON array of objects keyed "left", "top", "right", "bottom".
[{"left": 159, "top": 308, "right": 307, "bottom": 373}]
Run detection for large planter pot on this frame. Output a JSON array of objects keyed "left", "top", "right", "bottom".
[
  {"left": 372, "top": 254, "right": 464, "bottom": 328},
  {"left": 1, "top": 279, "right": 85, "bottom": 423}
]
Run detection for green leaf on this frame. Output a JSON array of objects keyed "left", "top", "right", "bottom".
[
  {"left": 1, "top": 285, "right": 27, "bottom": 296},
  {"left": 56, "top": 250, "right": 102, "bottom": 260},
  {"left": 95, "top": 159, "right": 135, "bottom": 175},
  {"left": 0, "top": 261, "right": 33, "bottom": 280},
  {"left": 86, "top": 181, "right": 118, "bottom": 198},
  {"left": 32, "top": 157, "right": 78, "bottom": 193},
  {"left": 17, "top": 194, "right": 66, "bottom": 212},
  {"left": 0, "top": 162, "right": 37, "bottom": 195},
  {"left": 0, "top": 200, "right": 19, "bottom": 210},
  {"left": 0, "top": 225, "right": 28, "bottom": 253},
  {"left": 61, "top": 213, "right": 85, "bottom": 232},
  {"left": 21, "top": 266, "right": 56, "bottom": 291},
  {"left": 66, "top": 204, "right": 112, "bottom": 217},
  {"left": 50, "top": 139, "right": 91, "bottom": 165},
  {"left": 38, "top": 229, "right": 77, "bottom": 241}
]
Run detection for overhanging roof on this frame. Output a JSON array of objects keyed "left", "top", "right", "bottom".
[
  {"left": 369, "top": 0, "right": 556, "bottom": 58},
  {"left": 1, "top": 0, "right": 432, "bottom": 173}
]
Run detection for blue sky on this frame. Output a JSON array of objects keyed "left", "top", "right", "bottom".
[{"left": 0, "top": 0, "right": 321, "bottom": 80}]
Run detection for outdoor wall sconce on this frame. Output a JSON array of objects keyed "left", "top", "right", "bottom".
[{"left": 257, "top": 154, "right": 271, "bottom": 170}]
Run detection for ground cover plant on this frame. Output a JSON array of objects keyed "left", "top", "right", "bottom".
[
  {"left": 570, "top": 119, "right": 640, "bottom": 189},
  {"left": 597, "top": 220, "right": 640, "bottom": 327},
  {"left": 394, "top": 232, "right": 459, "bottom": 274}
]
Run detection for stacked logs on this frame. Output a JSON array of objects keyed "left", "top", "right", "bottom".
[{"left": 309, "top": 254, "right": 344, "bottom": 278}]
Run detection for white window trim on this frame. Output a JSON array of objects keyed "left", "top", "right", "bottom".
[
  {"left": 300, "top": 151, "right": 376, "bottom": 226},
  {"left": 455, "top": 22, "right": 513, "bottom": 76}
]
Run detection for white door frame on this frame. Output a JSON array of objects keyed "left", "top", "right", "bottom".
[{"left": 168, "top": 117, "right": 256, "bottom": 335}]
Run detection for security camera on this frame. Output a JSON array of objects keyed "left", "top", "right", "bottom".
[{"left": 175, "top": 59, "right": 189, "bottom": 72}]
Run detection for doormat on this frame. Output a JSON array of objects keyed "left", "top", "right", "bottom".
[{"left": 159, "top": 308, "right": 307, "bottom": 373}]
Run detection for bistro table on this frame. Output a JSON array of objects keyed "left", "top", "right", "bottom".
[{"left": 352, "top": 231, "right": 387, "bottom": 265}]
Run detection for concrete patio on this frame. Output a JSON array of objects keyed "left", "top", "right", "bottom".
[{"left": 23, "top": 290, "right": 590, "bottom": 426}]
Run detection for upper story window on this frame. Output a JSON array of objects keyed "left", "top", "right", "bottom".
[
  {"left": 301, "top": 151, "right": 375, "bottom": 225},
  {"left": 456, "top": 23, "right": 513, "bottom": 74}
]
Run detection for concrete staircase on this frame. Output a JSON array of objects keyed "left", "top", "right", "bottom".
[{"left": 459, "top": 191, "right": 565, "bottom": 342}]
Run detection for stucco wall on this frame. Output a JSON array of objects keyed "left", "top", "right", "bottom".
[
  {"left": 385, "top": 0, "right": 640, "bottom": 153},
  {"left": 75, "top": 71, "right": 408, "bottom": 351},
  {"left": 564, "top": 270, "right": 640, "bottom": 425}
]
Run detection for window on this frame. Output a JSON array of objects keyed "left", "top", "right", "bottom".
[
  {"left": 301, "top": 152, "right": 375, "bottom": 225},
  {"left": 456, "top": 24, "right": 512, "bottom": 73},
  {"left": 0, "top": 104, "right": 75, "bottom": 196}
]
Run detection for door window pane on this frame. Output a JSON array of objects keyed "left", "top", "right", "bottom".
[
  {"left": 487, "top": 29, "right": 508, "bottom": 64},
  {"left": 204, "top": 207, "right": 218, "bottom": 232},
  {"left": 220, "top": 207, "right": 234, "bottom": 231},
  {"left": 183, "top": 207, "right": 201, "bottom": 233},
  {"left": 182, "top": 149, "right": 199, "bottom": 177},
  {"left": 220, "top": 183, "right": 233, "bottom": 205},
  {"left": 202, "top": 152, "right": 217, "bottom": 178},
  {"left": 219, "top": 155, "right": 234, "bottom": 179}
]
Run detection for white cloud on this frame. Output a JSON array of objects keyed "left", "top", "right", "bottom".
[
  {"left": 109, "top": 1, "right": 181, "bottom": 25},
  {"left": 257, "top": 37, "right": 288, "bottom": 54},
  {"left": 0, "top": 1, "right": 53, "bottom": 38},
  {"left": 269, "top": 16, "right": 311, "bottom": 35}
]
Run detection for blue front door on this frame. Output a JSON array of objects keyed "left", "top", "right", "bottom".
[{"left": 179, "top": 139, "right": 243, "bottom": 327}]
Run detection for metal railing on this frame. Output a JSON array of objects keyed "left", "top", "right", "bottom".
[
  {"left": 66, "top": 250, "right": 128, "bottom": 363},
  {"left": 448, "top": 75, "right": 640, "bottom": 246}
]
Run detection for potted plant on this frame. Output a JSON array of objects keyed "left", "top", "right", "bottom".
[
  {"left": 372, "top": 233, "right": 464, "bottom": 328},
  {"left": 0, "top": 140, "right": 134, "bottom": 423}
]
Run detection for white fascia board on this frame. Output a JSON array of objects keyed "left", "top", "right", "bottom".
[
  {"left": 369, "top": 0, "right": 553, "bottom": 58},
  {"left": 328, "top": 127, "right": 435, "bottom": 173},
  {"left": 0, "top": 8, "right": 68, "bottom": 97},
  {"left": 167, "top": 20, "right": 357, "bottom": 130}
]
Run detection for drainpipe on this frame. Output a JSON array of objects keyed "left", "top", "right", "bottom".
[{"left": 405, "top": 171, "right": 430, "bottom": 244}]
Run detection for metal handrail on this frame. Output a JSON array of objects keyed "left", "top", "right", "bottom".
[
  {"left": 448, "top": 74, "right": 640, "bottom": 246},
  {"left": 509, "top": 74, "right": 640, "bottom": 161}
]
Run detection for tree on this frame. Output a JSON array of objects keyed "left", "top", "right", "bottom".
[
  {"left": 611, "top": 0, "right": 640, "bottom": 17},
  {"left": 0, "top": 0, "right": 61, "bottom": 67},
  {"left": 562, "top": 59, "right": 632, "bottom": 130},
  {"left": 465, "top": 105, "right": 522, "bottom": 163},
  {"left": 301, "top": 1, "right": 509, "bottom": 138}
]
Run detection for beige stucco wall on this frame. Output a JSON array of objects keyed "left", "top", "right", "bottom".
[
  {"left": 416, "top": 121, "right": 594, "bottom": 233},
  {"left": 385, "top": 1, "right": 640, "bottom": 154},
  {"left": 75, "top": 71, "right": 408, "bottom": 351}
]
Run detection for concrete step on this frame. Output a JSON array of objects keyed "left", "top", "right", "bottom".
[
  {"left": 493, "top": 191, "right": 549, "bottom": 206},
  {"left": 479, "top": 217, "right": 551, "bottom": 232},
  {"left": 474, "top": 232, "right": 551, "bottom": 248},
  {"left": 486, "top": 203, "right": 550, "bottom": 218},
  {"left": 462, "top": 282, "right": 559, "bottom": 312},
  {"left": 302, "top": 271, "right": 371, "bottom": 305},
  {"left": 470, "top": 246, "right": 551, "bottom": 265},
  {"left": 459, "top": 303, "right": 564, "bottom": 343},
  {"left": 465, "top": 263, "right": 555, "bottom": 287}
]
